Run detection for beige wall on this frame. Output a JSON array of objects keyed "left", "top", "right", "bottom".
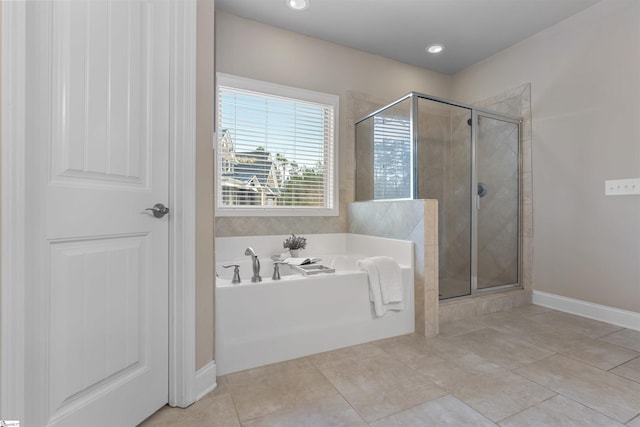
[
  {"left": 215, "top": 10, "right": 452, "bottom": 237},
  {"left": 195, "top": 0, "right": 215, "bottom": 371},
  {"left": 0, "top": 1, "right": 3, "bottom": 353},
  {"left": 452, "top": 0, "right": 640, "bottom": 313},
  {"left": 207, "top": 2, "right": 640, "bottom": 373}
]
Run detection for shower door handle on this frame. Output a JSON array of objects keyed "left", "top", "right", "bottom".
[{"left": 476, "top": 183, "right": 488, "bottom": 209}]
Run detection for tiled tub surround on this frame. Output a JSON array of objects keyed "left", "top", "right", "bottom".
[
  {"left": 348, "top": 198, "right": 532, "bottom": 333},
  {"left": 349, "top": 199, "right": 438, "bottom": 337},
  {"left": 215, "top": 233, "right": 414, "bottom": 375}
]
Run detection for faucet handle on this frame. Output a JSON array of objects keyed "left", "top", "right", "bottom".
[
  {"left": 272, "top": 260, "right": 288, "bottom": 281},
  {"left": 272, "top": 261, "right": 283, "bottom": 280},
  {"left": 222, "top": 264, "right": 241, "bottom": 284}
]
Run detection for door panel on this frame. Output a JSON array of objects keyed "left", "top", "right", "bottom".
[
  {"left": 26, "top": 1, "right": 170, "bottom": 426},
  {"left": 49, "top": 235, "right": 146, "bottom": 415},
  {"left": 476, "top": 115, "right": 520, "bottom": 290},
  {"left": 51, "top": 0, "right": 148, "bottom": 187}
]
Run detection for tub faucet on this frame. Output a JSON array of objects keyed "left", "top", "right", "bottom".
[
  {"left": 244, "top": 247, "right": 262, "bottom": 282},
  {"left": 222, "top": 264, "right": 241, "bottom": 284}
]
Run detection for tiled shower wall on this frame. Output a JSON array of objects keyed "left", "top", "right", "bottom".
[{"left": 349, "top": 199, "right": 439, "bottom": 337}]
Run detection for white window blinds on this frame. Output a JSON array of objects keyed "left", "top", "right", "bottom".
[
  {"left": 373, "top": 116, "right": 412, "bottom": 199},
  {"left": 216, "top": 74, "right": 338, "bottom": 216}
]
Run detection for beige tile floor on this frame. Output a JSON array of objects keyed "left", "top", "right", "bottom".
[{"left": 140, "top": 305, "right": 640, "bottom": 426}]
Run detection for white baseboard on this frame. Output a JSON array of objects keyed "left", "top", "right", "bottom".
[
  {"left": 532, "top": 291, "right": 640, "bottom": 331},
  {"left": 194, "top": 360, "right": 217, "bottom": 401}
]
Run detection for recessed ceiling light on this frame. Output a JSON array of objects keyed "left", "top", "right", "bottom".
[
  {"left": 287, "top": 0, "right": 310, "bottom": 11},
  {"left": 426, "top": 44, "right": 444, "bottom": 54}
]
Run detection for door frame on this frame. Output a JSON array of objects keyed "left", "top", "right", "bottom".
[
  {"left": 0, "top": 0, "right": 201, "bottom": 419},
  {"left": 470, "top": 110, "right": 522, "bottom": 296}
]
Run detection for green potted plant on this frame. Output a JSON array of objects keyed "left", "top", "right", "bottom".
[{"left": 283, "top": 233, "right": 307, "bottom": 257}]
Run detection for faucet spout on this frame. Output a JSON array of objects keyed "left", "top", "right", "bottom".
[{"left": 245, "top": 247, "right": 261, "bottom": 282}]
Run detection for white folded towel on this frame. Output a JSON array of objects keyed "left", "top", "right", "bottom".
[
  {"left": 368, "top": 256, "right": 403, "bottom": 304},
  {"left": 357, "top": 259, "right": 384, "bottom": 316},
  {"left": 356, "top": 257, "right": 404, "bottom": 317}
]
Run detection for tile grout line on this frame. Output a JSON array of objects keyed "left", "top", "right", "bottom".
[
  {"left": 607, "top": 354, "right": 640, "bottom": 373},
  {"left": 230, "top": 357, "right": 350, "bottom": 425},
  {"left": 445, "top": 394, "right": 501, "bottom": 426},
  {"left": 308, "top": 341, "right": 452, "bottom": 425},
  {"left": 222, "top": 376, "right": 246, "bottom": 426},
  {"left": 511, "top": 353, "right": 640, "bottom": 425},
  {"left": 371, "top": 334, "right": 520, "bottom": 424},
  {"left": 306, "top": 355, "right": 372, "bottom": 425},
  {"left": 498, "top": 392, "right": 629, "bottom": 427},
  {"left": 598, "top": 331, "right": 640, "bottom": 353},
  {"left": 558, "top": 394, "right": 629, "bottom": 426},
  {"left": 143, "top": 306, "right": 640, "bottom": 426},
  {"left": 494, "top": 393, "right": 558, "bottom": 425},
  {"left": 628, "top": 413, "right": 640, "bottom": 426},
  {"left": 367, "top": 336, "right": 458, "bottom": 423},
  {"left": 366, "top": 395, "right": 450, "bottom": 425},
  {"left": 555, "top": 348, "right": 634, "bottom": 374},
  {"left": 504, "top": 347, "right": 635, "bottom": 425}
]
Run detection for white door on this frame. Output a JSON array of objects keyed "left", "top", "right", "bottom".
[{"left": 24, "top": 1, "right": 170, "bottom": 426}]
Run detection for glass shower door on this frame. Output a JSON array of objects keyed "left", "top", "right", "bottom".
[
  {"left": 474, "top": 113, "right": 520, "bottom": 290},
  {"left": 416, "top": 97, "right": 472, "bottom": 299}
]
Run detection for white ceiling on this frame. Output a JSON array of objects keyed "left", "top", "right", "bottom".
[{"left": 215, "top": 0, "right": 601, "bottom": 75}]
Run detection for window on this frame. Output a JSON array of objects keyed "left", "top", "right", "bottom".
[
  {"left": 373, "top": 116, "right": 412, "bottom": 199},
  {"left": 216, "top": 73, "right": 338, "bottom": 216}
]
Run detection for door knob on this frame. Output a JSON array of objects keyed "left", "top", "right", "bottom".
[{"left": 146, "top": 203, "right": 170, "bottom": 218}]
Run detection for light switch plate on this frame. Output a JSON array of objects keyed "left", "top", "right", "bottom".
[{"left": 605, "top": 178, "right": 640, "bottom": 196}]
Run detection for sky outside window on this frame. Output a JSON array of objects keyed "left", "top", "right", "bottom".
[{"left": 219, "top": 88, "right": 326, "bottom": 169}]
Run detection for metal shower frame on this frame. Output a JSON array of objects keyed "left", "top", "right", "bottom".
[{"left": 355, "top": 92, "right": 523, "bottom": 298}]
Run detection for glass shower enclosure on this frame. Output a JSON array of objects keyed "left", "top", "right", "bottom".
[{"left": 355, "top": 93, "right": 521, "bottom": 299}]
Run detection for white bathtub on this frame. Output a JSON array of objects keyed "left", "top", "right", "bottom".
[{"left": 215, "top": 234, "right": 414, "bottom": 375}]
